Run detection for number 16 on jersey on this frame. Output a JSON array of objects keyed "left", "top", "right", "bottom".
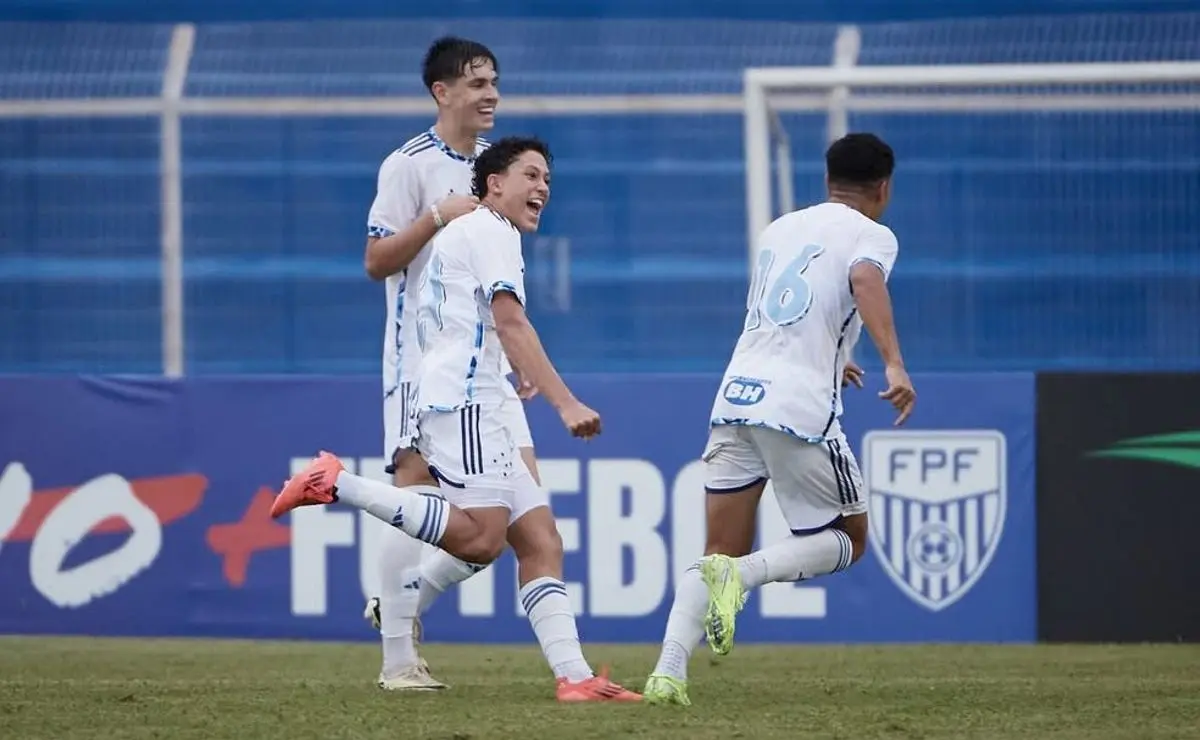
[{"left": 744, "top": 244, "right": 825, "bottom": 332}]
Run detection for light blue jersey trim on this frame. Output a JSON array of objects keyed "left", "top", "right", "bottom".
[
  {"left": 710, "top": 417, "right": 827, "bottom": 445},
  {"left": 368, "top": 224, "right": 395, "bottom": 238},
  {"left": 486, "top": 281, "right": 521, "bottom": 303},
  {"left": 849, "top": 256, "right": 887, "bottom": 277}
]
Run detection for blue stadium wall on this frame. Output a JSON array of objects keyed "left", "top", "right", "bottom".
[{"left": 1, "top": 1, "right": 1199, "bottom": 374}]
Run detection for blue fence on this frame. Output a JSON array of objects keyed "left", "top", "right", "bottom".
[
  {"left": 0, "top": 372, "right": 1036, "bottom": 642},
  {"left": 2, "top": 13, "right": 1199, "bottom": 374}
]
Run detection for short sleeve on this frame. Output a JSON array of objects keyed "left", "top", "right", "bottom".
[
  {"left": 366, "top": 153, "right": 421, "bottom": 238},
  {"left": 470, "top": 215, "right": 526, "bottom": 306},
  {"left": 850, "top": 224, "right": 899, "bottom": 281}
]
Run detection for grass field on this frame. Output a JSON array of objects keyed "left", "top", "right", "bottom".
[{"left": 1, "top": 637, "right": 1197, "bottom": 739}]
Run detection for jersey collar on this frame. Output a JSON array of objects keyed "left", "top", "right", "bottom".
[{"left": 428, "top": 127, "right": 478, "bottom": 164}]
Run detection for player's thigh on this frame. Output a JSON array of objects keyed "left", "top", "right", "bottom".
[
  {"left": 751, "top": 427, "right": 867, "bottom": 535},
  {"left": 417, "top": 406, "right": 520, "bottom": 560},
  {"left": 496, "top": 388, "right": 540, "bottom": 485},
  {"left": 702, "top": 425, "right": 769, "bottom": 556}
]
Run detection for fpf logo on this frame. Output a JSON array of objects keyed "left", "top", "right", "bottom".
[
  {"left": 862, "top": 430, "right": 1007, "bottom": 612},
  {"left": 723, "top": 377, "right": 767, "bottom": 406}
]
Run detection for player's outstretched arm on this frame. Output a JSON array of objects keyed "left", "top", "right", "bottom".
[
  {"left": 850, "top": 261, "right": 916, "bottom": 424},
  {"left": 492, "top": 292, "right": 600, "bottom": 438},
  {"left": 365, "top": 195, "right": 478, "bottom": 280}
]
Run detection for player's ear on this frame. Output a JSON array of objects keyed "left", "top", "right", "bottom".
[
  {"left": 430, "top": 80, "right": 450, "bottom": 106},
  {"left": 486, "top": 172, "right": 502, "bottom": 198}
]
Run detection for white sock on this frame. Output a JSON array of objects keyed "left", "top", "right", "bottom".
[
  {"left": 378, "top": 532, "right": 425, "bottom": 676},
  {"left": 736, "top": 528, "right": 854, "bottom": 588},
  {"left": 381, "top": 564, "right": 423, "bottom": 675},
  {"left": 519, "top": 577, "right": 593, "bottom": 682},
  {"left": 334, "top": 472, "right": 448, "bottom": 545},
  {"left": 417, "top": 549, "right": 487, "bottom": 615},
  {"left": 653, "top": 562, "right": 708, "bottom": 681}
]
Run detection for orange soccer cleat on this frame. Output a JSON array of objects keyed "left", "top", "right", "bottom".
[
  {"left": 555, "top": 667, "right": 643, "bottom": 703},
  {"left": 270, "top": 451, "right": 345, "bottom": 519}
]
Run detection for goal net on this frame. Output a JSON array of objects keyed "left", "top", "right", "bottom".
[{"left": 744, "top": 29, "right": 1200, "bottom": 369}]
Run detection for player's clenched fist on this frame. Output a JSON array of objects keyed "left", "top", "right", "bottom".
[
  {"left": 559, "top": 400, "right": 601, "bottom": 439},
  {"left": 438, "top": 194, "right": 480, "bottom": 222}
]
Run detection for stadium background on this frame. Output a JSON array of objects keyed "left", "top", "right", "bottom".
[{"left": 1, "top": 0, "right": 1198, "bottom": 652}]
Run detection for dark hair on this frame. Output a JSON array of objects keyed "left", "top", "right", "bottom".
[
  {"left": 421, "top": 36, "right": 498, "bottom": 92},
  {"left": 472, "top": 137, "right": 553, "bottom": 198},
  {"left": 825, "top": 133, "right": 895, "bottom": 187}
]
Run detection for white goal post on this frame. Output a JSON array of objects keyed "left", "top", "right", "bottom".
[{"left": 742, "top": 58, "right": 1200, "bottom": 262}]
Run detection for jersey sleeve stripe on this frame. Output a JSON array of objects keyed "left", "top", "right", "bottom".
[
  {"left": 400, "top": 133, "right": 434, "bottom": 155},
  {"left": 849, "top": 256, "right": 887, "bottom": 276},
  {"left": 368, "top": 224, "right": 396, "bottom": 238},
  {"left": 403, "top": 140, "right": 437, "bottom": 157},
  {"left": 485, "top": 281, "right": 522, "bottom": 303}
]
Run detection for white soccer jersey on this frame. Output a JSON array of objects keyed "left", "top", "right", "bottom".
[
  {"left": 710, "top": 201, "right": 899, "bottom": 441},
  {"left": 415, "top": 206, "right": 526, "bottom": 412},
  {"left": 366, "top": 128, "right": 489, "bottom": 398}
]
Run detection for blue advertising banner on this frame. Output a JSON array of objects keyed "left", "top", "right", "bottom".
[{"left": 0, "top": 373, "right": 1035, "bottom": 643}]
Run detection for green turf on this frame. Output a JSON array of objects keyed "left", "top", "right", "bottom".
[{"left": 1, "top": 637, "right": 1197, "bottom": 739}]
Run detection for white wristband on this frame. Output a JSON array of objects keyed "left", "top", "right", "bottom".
[{"left": 430, "top": 204, "right": 445, "bottom": 229}]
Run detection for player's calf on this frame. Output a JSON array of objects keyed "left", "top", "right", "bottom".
[
  {"left": 735, "top": 513, "right": 864, "bottom": 589},
  {"left": 271, "top": 452, "right": 509, "bottom": 566}
]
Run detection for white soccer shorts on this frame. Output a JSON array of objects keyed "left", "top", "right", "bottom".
[
  {"left": 385, "top": 380, "right": 533, "bottom": 471},
  {"left": 383, "top": 381, "right": 420, "bottom": 468},
  {"left": 702, "top": 423, "right": 867, "bottom": 534},
  {"left": 415, "top": 403, "right": 546, "bottom": 523}
]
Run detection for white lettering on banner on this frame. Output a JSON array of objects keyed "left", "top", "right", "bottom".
[
  {"left": 0, "top": 462, "right": 33, "bottom": 556},
  {"left": 670, "top": 461, "right": 707, "bottom": 578},
  {"left": 669, "top": 464, "right": 827, "bottom": 618},
  {"left": 30, "top": 473, "right": 163, "bottom": 608},
  {"left": 587, "top": 459, "right": 668, "bottom": 617},
  {"left": 284, "top": 455, "right": 827, "bottom": 621},
  {"left": 354, "top": 457, "right": 390, "bottom": 601},
  {"left": 289, "top": 457, "right": 356, "bottom": 616},
  {"left": 757, "top": 483, "right": 827, "bottom": 618}
]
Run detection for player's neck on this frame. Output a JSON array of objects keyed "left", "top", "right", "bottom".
[
  {"left": 432, "top": 120, "right": 479, "bottom": 159},
  {"left": 481, "top": 197, "right": 515, "bottom": 226},
  {"left": 826, "top": 191, "right": 876, "bottom": 221}
]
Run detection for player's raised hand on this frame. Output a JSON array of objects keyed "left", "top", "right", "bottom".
[
  {"left": 879, "top": 364, "right": 916, "bottom": 426},
  {"left": 559, "top": 400, "right": 601, "bottom": 440},
  {"left": 438, "top": 194, "right": 480, "bottom": 222},
  {"left": 842, "top": 360, "right": 865, "bottom": 389}
]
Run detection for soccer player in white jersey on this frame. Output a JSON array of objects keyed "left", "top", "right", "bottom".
[
  {"left": 643, "top": 133, "right": 916, "bottom": 706},
  {"left": 360, "top": 37, "right": 553, "bottom": 692},
  {"left": 274, "top": 136, "right": 642, "bottom": 703}
]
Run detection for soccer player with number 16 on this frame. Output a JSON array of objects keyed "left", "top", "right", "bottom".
[{"left": 644, "top": 133, "right": 917, "bottom": 706}]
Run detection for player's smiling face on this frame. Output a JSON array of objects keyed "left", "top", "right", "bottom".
[
  {"left": 488, "top": 150, "right": 551, "bottom": 232},
  {"left": 441, "top": 58, "right": 499, "bottom": 133}
]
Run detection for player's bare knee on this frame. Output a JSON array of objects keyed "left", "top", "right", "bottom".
[
  {"left": 455, "top": 533, "right": 506, "bottom": 565},
  {"left": 838, "top": 513, "right": 869, "bottom": 564}
]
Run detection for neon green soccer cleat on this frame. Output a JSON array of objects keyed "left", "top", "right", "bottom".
[
  {"left": 699, "top": 554, "right": 748, "bottom": 656},
  {"left": 643, "top": 674, "right": 691, "bottom": 706}
]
